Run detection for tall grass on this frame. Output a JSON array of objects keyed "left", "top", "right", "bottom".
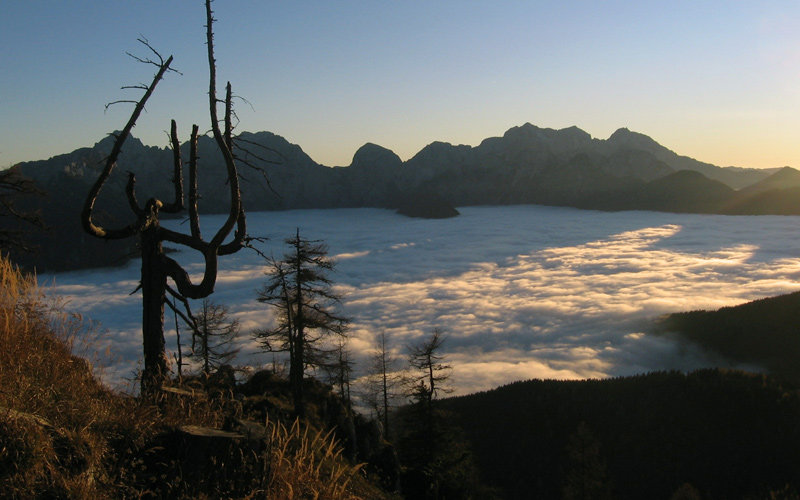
[
  {"left": 0, "top": 255, "right": 111, "bottom": 496},
  {"left": 264, "top": 418, "right": 364, "bottom": 499}
]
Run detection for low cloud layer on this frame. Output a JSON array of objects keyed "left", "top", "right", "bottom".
[{"left": 43, "top": 206, "right": 800, "bottom": 395}]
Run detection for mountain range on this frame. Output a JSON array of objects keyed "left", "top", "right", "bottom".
[{"left": 5, "top": 123, "right": 800, "bottom": 270}]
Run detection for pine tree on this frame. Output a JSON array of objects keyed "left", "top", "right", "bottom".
[
  {"left": 407, "top": 328, "right": 452, "bottom": 411},
  {"left": 325, "top": 336, "right": 354, "bottom": 408},
  {"left": 253, "top": 229, "right": 348, "bottom": 416}
]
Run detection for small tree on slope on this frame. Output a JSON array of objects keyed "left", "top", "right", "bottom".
[
  {"left": 253, "top": 229, "right": 348, "bottom": 416},
  {"left": 189, "top": 298, "right": 240, "bottom": 383},
  {"left": 399, "top": 329, "right": 483, "bottom": 499},
  {"left": 360, "top": 331, "right": 401, "bottom": 437}
]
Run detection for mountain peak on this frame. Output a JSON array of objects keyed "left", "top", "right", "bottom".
[
  {"left": 93, "top": 132, "right": 145, "bottom": 154},
  {"left": 607, "top": 128, "right": 661, "bottom": 151},
  {"left": 502, "top": 122, "right": 541, "bottom": 140},
  {"left": 738, "top": 166, "right": 800, "bottom": 195},
  {"left": 497, "top": 123, "right": 592, "bottom": 155},
  {"left": 350, "top": 142, "right": 402, "bottom": 170}
]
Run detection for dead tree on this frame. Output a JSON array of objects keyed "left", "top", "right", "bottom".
[{"left": 81, "top": 0, "right": 248, "bottom": 395}]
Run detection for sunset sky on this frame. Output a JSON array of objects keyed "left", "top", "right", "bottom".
[{"left": 2, "top": 1, "right": 800, "bottom": 169}]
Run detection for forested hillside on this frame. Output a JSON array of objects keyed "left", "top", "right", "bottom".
[
  {"left": 657, "top": 291, "right": 800, "bottom": 383},
  {"left": 441, "top": 370, "right": 800, "bottom": 499}
]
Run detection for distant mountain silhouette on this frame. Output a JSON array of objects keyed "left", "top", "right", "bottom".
[
  {"left": 736, "top": 165, "right": 800, "bottom": 195},
  {"left": 3, "top": 123, "right": 790, "bottom": 270},
  {"left": 721, "top": 167, "right": 800, "bottom": 214},
  {"left": 628, "top": 170, "right": 736, "bottom": 213},
  {"left": 604, "top": 127, "right": 773, "bottom": 188}
]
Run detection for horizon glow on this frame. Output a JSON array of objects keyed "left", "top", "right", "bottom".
[{"left": 3, "top": 2, "right": 800, "bottom": 169}]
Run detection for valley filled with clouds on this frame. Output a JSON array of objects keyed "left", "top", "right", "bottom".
[{"left": 45, "top": 205, "right": 800, "bottom": 395}]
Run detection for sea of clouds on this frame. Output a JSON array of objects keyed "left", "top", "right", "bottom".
[{"left": 43, "top": 205, "right": 800, "bottom": 396}]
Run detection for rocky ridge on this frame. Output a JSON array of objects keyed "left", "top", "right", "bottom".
[{"left": 4, "top": 123, "right": 796, "bottom": 271}]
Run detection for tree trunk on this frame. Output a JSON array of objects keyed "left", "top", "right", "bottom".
[
  {"left": 291, "top": 229, "right": 305, "bottom": 417},
  {"left": 382, "top": 362, "right": 390, "bottom": 436},
  {"left": 291, "top": 331, "right": 304, "bottom": 417},
  {"left": 140, "top": 223, "right": 168, "bottom": 395}
]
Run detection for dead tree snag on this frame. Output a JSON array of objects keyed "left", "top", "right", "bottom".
[{"left": 81, "top": 1, "right": 247, "bottom": 395}]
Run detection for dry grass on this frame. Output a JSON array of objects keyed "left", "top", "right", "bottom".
[
  {"left": 0, "top": 255, "right": 112, "bottom": 497},
  {"left": 264, "top": 418, "right": 364, "bottom": 500},
  {"left": 0, "top": 255, "right": 380, "bottom": 499}
]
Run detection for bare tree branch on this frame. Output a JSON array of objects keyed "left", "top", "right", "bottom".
[
  {"left": 82, "top": 50, "right": 173, "bottom": 240},
  {"left": 161, "top": 119, "right": 185, "bottom": 213},
  {"left": 81, "top": 1, "right": 254, "bottom": 394}
]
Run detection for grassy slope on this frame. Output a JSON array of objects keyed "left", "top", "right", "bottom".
[{"left": 0, "top": 256, "right": 390, "bottom": 499}]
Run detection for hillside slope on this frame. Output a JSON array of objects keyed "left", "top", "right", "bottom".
[
  {"left": 441, "top": 370, "right": 800, "bottom": 499},
  {"left": 656, "top": 291, "right": 800, "bottom": 382},
  {"left": 0, "top": 256, "right": 394, "bottom": 499}
]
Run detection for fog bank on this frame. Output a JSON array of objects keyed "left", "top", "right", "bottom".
[{"left": 45, "top": 206, "right": 800, "bottom": 395}]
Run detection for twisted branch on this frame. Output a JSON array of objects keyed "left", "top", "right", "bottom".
[{"left": 81, "top": 49, "right": 174, "bottom": 240}]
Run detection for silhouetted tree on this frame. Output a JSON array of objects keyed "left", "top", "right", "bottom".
[
  {"left": 189, "top": 298, "right": 240, "bottom": 382},
  {"left": 81, "top": 0, "right": 249, "bottom": 395},
  {"left": 398, "top": 329, "right": 484, "bottom": 499},
  {"left": 253, "top": 229, "right": 348, "bottom": 416},
  {"left": 361, "top": 331, "right": 401, "bottom": 436},
  {"left": 324, "top": 336, "right": 354, "bottom": 408},
  {"left": 407, "top": 328, "right": 452, "bottom": 411}
]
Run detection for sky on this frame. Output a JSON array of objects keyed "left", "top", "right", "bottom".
[
  {"left": 2, "top": 1, "right": 800, "bottom": 169},
  {"left": 43, "top": 206, "right": 800, "bottom": 396}
]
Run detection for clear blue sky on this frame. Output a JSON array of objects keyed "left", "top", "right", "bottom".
[{"left": 2, "top": 1, "right": 799, "bottom": 169}]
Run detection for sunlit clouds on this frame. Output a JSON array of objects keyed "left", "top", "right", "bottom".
[{"left": 43, "top": 206, "right": 800, "bottom": 395}]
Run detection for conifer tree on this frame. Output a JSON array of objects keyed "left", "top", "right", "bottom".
[
  {"left": 398, "top": 329, "right": 481, "bottom": 499},
  {"left": 189, "top": 298, "right": 240, "bottom": 381},
  {"left": 81, "top": 0, "right": 249, "bottom": 394},
  {"left": 253, "top": 229, "right": 348, "bottom": 416},
  {"left": 325, "top": 336, "right": 354, "bottom": 408},
  {"left": 361, "top": 331, "right": 401, "bottom": 436},
  {"left": 407, "top": 328, "right": 452, "bottom": 411}
]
